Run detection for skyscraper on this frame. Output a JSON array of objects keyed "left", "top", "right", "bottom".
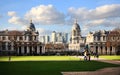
[
  {"left": 51, "top": 31, "right": 56, "bottom": 43},
  {"left": 45, "top": 35, "right": 50, "bottom": 44}
]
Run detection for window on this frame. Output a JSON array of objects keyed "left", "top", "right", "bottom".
[
  {"left": 29, "top": 36, "right": 32, "bottom": 41},
  {"left": 8, "top": 43, "right": 11, "bottom": 50},
  {"left": 34, "top": 36, "right": 36, "bottom": 40},
  {"left": 2, "top": 36, "right": 6, "bottom": 40},
  {"left": 113, "top": 37, "right": 114, "bottom": 40},
  {"left": 97, "top": 36, "right": 100, "bottom": 41},
  {"left": 73, "top": 30, "right": 76, "bottom": 36},
  {"left": 24, "top": 36, "right": 26, "bottom": 40},
  {"left": 2, "top": 42, "right": 6, "bottom": 50},
  {"left": 19, "top": 36, "right": 23, "bottom": 40},
  {"left": 103, "top": 36, "right": 105, "bottom": 41},
  {"left": 8, "top": 36, "right": 12, "bottom": 40},
  {"left": 14, "top": 36, "right": 17, "bottom": 40}
]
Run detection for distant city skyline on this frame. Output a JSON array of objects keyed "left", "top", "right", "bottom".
[{"left": 0, "top": 0, "right": 120, "bottom": 36}]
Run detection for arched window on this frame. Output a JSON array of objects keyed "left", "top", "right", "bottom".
[{"left": 73, "top": 30, "right": 76, "bottom": 36}]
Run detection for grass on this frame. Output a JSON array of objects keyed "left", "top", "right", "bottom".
[
  {"left": 99, "top": 55, "right": 120, "bottom": 60},
  {"left": 0, "top": 56, "right": 80, "bottom": 61},
  {"left": 0, "top": 56, "right": 120, "bottom": 75},
  {"left": 0, "top": 61, "right": 119, "bottom": 75}
]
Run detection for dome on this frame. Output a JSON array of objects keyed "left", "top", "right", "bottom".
[
  {"left": 72, "top": 20, "right": 81, "bottom": 32},
  {"left": 72, "top": 22, "right": 80, "bottom": 29},
  {"left": 28, "top": 20, "right": 36, "bottom": 31}
]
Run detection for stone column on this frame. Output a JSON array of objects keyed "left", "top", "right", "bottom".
[
  {"left": 112, "top": 46, "right": 115, "bottom": 55},
  {"left": 36, "top": 36, "right": 38, "bottom": 41},
  {"left": 102, "top": 46, "right": 106, "bottom": 55},
  {"left": 103, "top": 46, "right": 106, "bottom": 55},
  {"left": 11, "top": 42, "right": 14, "bottom": 51},
  {"left": 32, "top": 46, "right": 34, "bottom": 52},
  {"left": 98, "top": 46, "right": 101, "bottom": 55},
  {"left": 26, "top": 36, "right": 29, "bottom": 41},
  {"left": 6, "top": 36, "right": 8, "bottom": 41},
  {"left": 107, "top": 47, "right": 110, "bottom": 55},
  {"left": 42, "top": 45, "right": 45, "bottom": 54},
  {"left": 23, "top": 36, "right": 25, "bottom": 41},
  {"left": 37, "top": 45, "right": 40, "bottom": 54},
  {"left": 17, "top": 36, "right": 19, "bottom": 41},
  {"left": 6, "top": 42, "right": 8, "bottom": 51},
  {"left": 21, "top": 46, "right": 24, "bottom": 54},
  {"left": 17, "top": 47, "right": 19, "bottom": 54},
  {"left": 93, "top": 45, "right": 96, "bottom": 53},
  {"left": 27, "top": 46, "right": 29, "bottom": 54}
]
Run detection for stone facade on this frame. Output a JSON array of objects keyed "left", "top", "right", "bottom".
[
  {"left": 0, "top": 20, "right": 44, "bottom": 56},
  {"left": 69, "top": 20, "right": 85, "bottom": 52},
  {"left": 86, "top": 30, "right": 120, "bottom": 55},
  {"left": 106, "top": 29, "right": 120, "bottom": 55}
]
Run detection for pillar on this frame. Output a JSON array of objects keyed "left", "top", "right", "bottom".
[
  {"left": 102, "top": 46, "right": 106, "bottom": 55},
  {"left": 112, "top": 46, "right": 115, "bottom": 55},
  {"left": 27, "top": 46, "right": 29, "bottom": 54},
  {"left": 21, "top": 46, "right": 24, "bottom": 54},
  {"left": 17, "top": 47, "right": 19, "bottom": 55},
  {"left": 107, "top": 47, "right": 110, "bottom": 55},
  {"left": 11, "top": 42, "right": 13, "bottom": 51},
  {"left": 26, "top": 36, "right": 29, "bottom": 41},
  {"left": 6, "top": 42, "right": 8, "bottom": 51},
  {"left": 98, "top": 46, "right": 101, "bottom": 55},
  {"left": 37, "top": 45, "right": 40, "bottom": 54},
  {"left": 42, "top": 45, "right": 45, "bottom": 53}
]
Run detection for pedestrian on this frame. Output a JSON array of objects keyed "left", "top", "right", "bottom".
[
  {"left": 9, "top": 56, "right": 11, "bottom": 62},
  {"left": 84, "top": 50, "right": 87, "bottom": 61},
  {"left": 96, "top": 53, "right": 99, "bottom": 59}
]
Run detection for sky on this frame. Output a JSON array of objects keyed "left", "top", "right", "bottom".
[{"left": 0, "top": 0, "right": 120, "bottom": 36}]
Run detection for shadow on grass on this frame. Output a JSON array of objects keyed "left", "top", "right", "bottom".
[{"left": 0, "top": 61, "right": 119, "bottom": 75}]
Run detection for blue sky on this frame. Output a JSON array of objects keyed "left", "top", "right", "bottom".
[{"left": 0, "top": 0, "right": 120, "bottom": 36}]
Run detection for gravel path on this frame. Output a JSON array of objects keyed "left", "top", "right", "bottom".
[{"left": 62, "top": 67, "right": 120, "bottom": 75}]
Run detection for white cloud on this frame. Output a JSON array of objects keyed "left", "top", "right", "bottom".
[
  {"left": 25, "top": 5, "right": 65, "bottom": 25},
  {"left": 68, "top": 4, "right": 120, "bottom": 35},
  {"left": 7, "top": 4, "right": 120, "bottom": 36},
  {"left": 8, "top": 11, "right": 28, "bottom": 26},
  {"left": 8, "top": 11, "right": 17, "bottom": 16},
  {"left": 68, "top": 4, "right": 120, "bottom": 20}
]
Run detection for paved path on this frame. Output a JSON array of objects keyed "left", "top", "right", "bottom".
[
  {"left": 62, "top": 56, "right": 120, "bottom": 75},
  {"left": 78, "top": 56, "right": 120, "bottom": 65},
  {"left": 62, "top": 67, "right": 120, "bottom": 75}
]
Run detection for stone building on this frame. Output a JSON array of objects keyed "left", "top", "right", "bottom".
[
  {"left": 106, "top": 29, "right": 120, "bottom": 55},
  {"left": 44, "top": 43, "right": 68, "bottom": 55},
  {"left": 86, "top": 29, "right": 120, "bottom": 55},
  {"left": 69, "top": 20, "right": 85, "bottom": 52},
  {"left": 0, "top": 20, "right": 44, "bottom": 56}
]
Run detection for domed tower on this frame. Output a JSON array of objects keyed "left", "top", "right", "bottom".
[
  {"left": 71, "top": 20, "right": 81, "bottom": 44},
  {"left": 69, "top": 19, "right": 85, "bottom": 51},
  {"left": 28, "top": 20, "right": 36, "bottom": 31}
]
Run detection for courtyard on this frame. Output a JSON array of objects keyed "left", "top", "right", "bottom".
[{"left": 0, "top": 56, "right": 120, "bottom": 75}]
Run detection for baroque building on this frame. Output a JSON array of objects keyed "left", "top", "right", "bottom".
[
  {"left": 106, "top": 29, "right": 120, "bottom": 55},
  {"left": 69, "top": 20, "right": 85, "bottom": 52},
  {"left": 0, "top": 20, "right": 44, "bottom": 56},
  {"left": 86, "top": 29, "right": 120, "bottom": 55}
]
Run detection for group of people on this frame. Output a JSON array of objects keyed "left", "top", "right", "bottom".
[{"left": 83, "top": 44, "right": 99, "bottom": 61}]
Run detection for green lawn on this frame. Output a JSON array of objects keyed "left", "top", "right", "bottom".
[
  {"left": 0, "top": 61, "right": 119, "bottom": 75},
  {"left": 99, "top": 55, "right": 120, "bottom": 60},
  {"left": 0, "top": 56, "right": 80, "bottom": 61},
  {"left": 0, "top": 56, "right": 120, "bottom": 75}
]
